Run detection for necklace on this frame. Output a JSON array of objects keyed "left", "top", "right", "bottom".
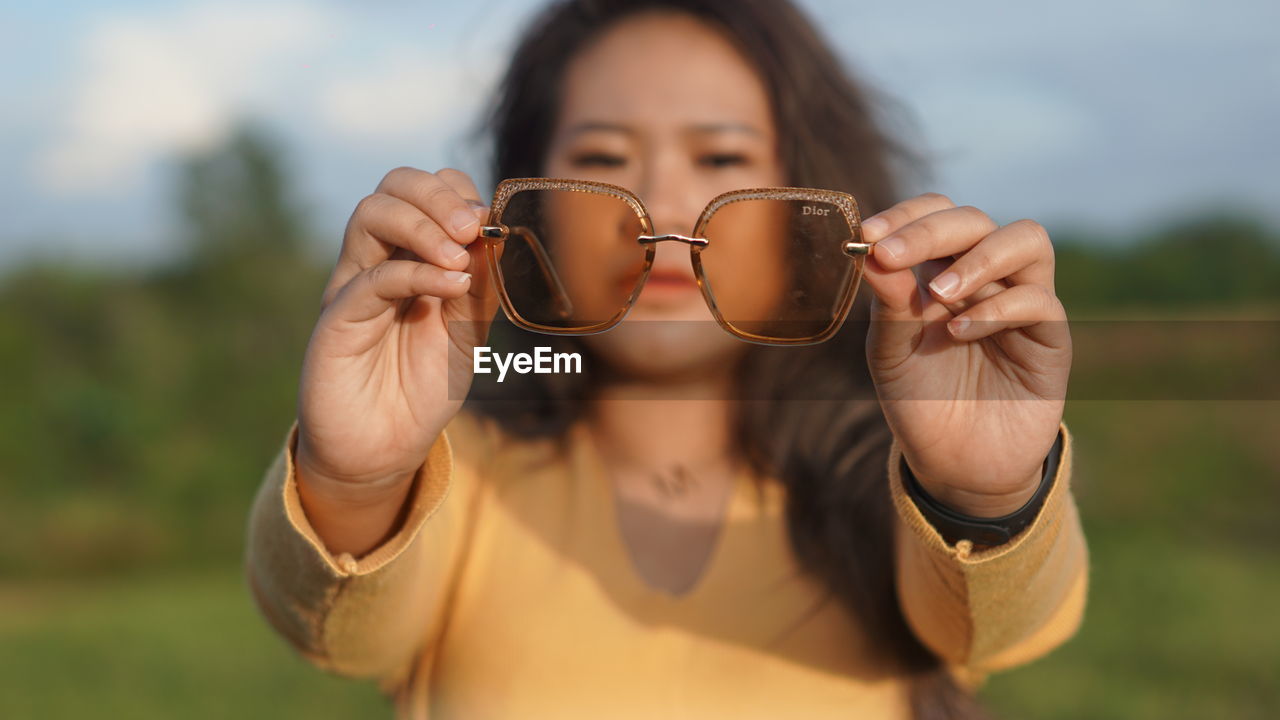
[
  {"left": 584, "top": 423, "right": 737, "bottom": 509},
  {"left": 648, "top": 464, "right": 701, "bottom": 499}
]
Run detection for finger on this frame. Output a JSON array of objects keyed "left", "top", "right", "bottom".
[
  {"left": 324, "top": 166, "right": 492, "bottom": 309},
  {"left": 859, "top": 192, "right": 960, "bottom": 317},
  {"left": 862, "top": 238, "right": 1009, "bottom": 324},
  {"left": 359, "top": 193, "right": 474, "bottom": 271},
  {"left": 923, "top": 218, "right": 1055, "bottom": 307},
  {"left": 323, "top": 193, "right": 469, "bottom": 309},
  {"left": 436, "top": 167, "right": 485, "bottom": 207},
  {"left": 860, "top": 192, "right": 957, "bottom": 244},
  {"left": 436, "top": 169, "right": 492, "bottom": 247},
  {"left": 867, "top": 204, "right": 1005, "bottom": 325},
  {"left": 861, "top": 248, "right": 924, "bottom": 315},
  {"left": 428, "top": 170, "right": 502, "bottom": 342},
  {"left": 863, "top": 255, "right": 998, "bottom": 372},
  {"left": 434, "top": 168, "right": 502, "bottom": 305},
  {"left": 871, "top": 205, "right": 999, "bottom": 273},
  {"left": 377, "top": 167, "right": 486, "bottom": 246},
  {"left": 945, "top": 283, "right": 1070, "bottom": 352},
  {"left": 328, "top": 260, "right": 472, "bottom": 325},
  {"left": 915, "top": 257, "right": 1008, "bottom": 319}
]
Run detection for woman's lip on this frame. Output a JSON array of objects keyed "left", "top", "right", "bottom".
[
  {"left": 635, "top": 272, "right": 701, "bottom": 303},
  {"left": 644, "top": 272, "right": 698, "bottom": 287},
  {"left": 613, "top": 269, "right": 700, "bottom": 301}
]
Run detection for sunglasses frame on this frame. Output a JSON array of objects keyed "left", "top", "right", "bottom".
[{"left": 478, "top": 177, "right": 874, "bottom": 346}]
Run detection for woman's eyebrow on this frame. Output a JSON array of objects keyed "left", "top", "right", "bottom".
[
  {"left": 565, "top": 121, "right": 636, "bottom": 138},
  {"left": 564, "top": 122, "right": 764, "bottom": 138},
  {"left": 687, "top": 122, "right": 764, "bottom": 136}
]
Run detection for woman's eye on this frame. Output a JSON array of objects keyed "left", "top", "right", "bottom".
[
  {"left": 569, "top": 152, "right": 627, "bottom": 168},
  {"left": 700, "top": 153, "right": 748, "bottom": 168}
]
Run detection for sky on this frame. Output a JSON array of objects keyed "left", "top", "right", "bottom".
[{"left": 1, "top": 0, "right": 1277, "bottom": 270}]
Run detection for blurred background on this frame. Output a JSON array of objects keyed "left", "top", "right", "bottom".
[{"left": 1, "top": 1, "right": 1276, "bottom": 718}]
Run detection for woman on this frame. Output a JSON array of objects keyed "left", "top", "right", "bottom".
[{"left": 245, "top": 0, "right": 1087, "bottom": 718}]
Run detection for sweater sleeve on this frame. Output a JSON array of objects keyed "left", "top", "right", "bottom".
[
  {"left": 890, "top": 421, "right": 1088, "bottom": 686},
  {"left": 243, "top": 411, "right": 495, "bottom": 691}
]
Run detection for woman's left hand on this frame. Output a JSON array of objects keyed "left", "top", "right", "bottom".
[{"left": 860, "top": 193, "right": 1071, "bottom": 518}]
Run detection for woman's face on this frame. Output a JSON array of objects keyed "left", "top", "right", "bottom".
[{"left": 541, "top": 10, "right": 787, "bottom": 382}]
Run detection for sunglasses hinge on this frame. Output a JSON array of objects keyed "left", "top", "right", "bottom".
[{"left": 480, "top": 225, "right": 508, "bottom": 240}]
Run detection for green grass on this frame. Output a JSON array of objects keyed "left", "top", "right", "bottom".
[
  {"left": 981, "top": 534, "right": 1280, "bottom": 719},
  {"left": 0, "top": 570, "right": 387, "bottom": 719},
  {"left": 980, "top": 401, "right": 1280, "bottom": 719},
  {"left": 3, "top": 128, "right": 1278, "bottom": 717},
  {"left": 1, "top": 402, "right": 1276, "bottom": 718}
]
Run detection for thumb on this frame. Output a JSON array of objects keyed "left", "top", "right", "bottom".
[
  {"left": 860, "top": 229, "right": 925, "bottom": 369},
  {"left": 441, "top": 202, "right": 501, "bottom": 350}
]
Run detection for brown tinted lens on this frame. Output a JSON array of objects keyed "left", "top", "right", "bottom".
[
  {"left": 699, "top": 197, "right": 857, "bottom": 340},
  {"left": 494, "top": 188, "right": 648, "bottom": 330}
]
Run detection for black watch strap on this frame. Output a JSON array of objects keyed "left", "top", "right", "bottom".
[{"left": 901, "top": 427, "right": 1065, "bottom": 547}]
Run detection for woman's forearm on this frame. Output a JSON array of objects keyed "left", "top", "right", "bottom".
[{"left": 294, "top": 464, "right": 419, "bottom": 558}]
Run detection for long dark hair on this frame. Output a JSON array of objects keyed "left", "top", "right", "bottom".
[{"left": 466, "top": 1, "right": 986, "bottom": 717}]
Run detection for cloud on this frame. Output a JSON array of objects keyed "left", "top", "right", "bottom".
[
  {"left": 15, "top": 0, "right": 1278, "bottom": 261},
  {"left": 34, "top": 2, "right": 333, "bottom": 193},
  {"left": 316, "top": 46, "right": 500, "bottom": 143},
  {"left": 915, "top": 77, "right": 1097, "bottom": 170}
]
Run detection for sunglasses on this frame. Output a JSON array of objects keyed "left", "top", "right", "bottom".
[{"left": 477, "top": 178, "right": 875, "bottom": 346}]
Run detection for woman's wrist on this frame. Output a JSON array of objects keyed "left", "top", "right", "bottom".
[
  {"left": 293, "top": 448, "right": 421, "bottom": 558},
  {"left": 901, "top": 428, "right": 1065, "bottom": 547},
  {"left": 295, "top": 464, "right": 418, "bottom": 559},
  {"left": 911, "top": 471, "right": 1042, "bottom": 519}
]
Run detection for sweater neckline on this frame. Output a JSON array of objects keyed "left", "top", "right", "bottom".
[{"left": 568, "top": 418, "right": 753, "bottom": 607}]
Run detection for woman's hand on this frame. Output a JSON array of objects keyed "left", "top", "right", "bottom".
[
  {"left": 294, "top": 168, "right": 499, "bottom": 529},
  {"left": 860, "top": 193, "right": 1071, "bottom": 519}
]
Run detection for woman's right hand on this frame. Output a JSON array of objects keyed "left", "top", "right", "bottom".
[{"left": 293, "top": 167, "right": 498, "bottom": 523}]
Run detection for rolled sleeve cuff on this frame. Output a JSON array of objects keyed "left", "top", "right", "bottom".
[
  {"left": 889, "top": 421, "right": 1074, "bottom": 564},
  {"left": 890, "top": 421, "right": 1088, "bottom": 675},
  {"left": 279, "top": 421, "right": 454, "bottom": 578}
]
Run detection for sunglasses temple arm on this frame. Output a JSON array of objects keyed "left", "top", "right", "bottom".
[
  {"left": 509, "top": 226, "right": 575, "bottom": 320},
  {"left": 831, "top": 262, "right": 857, "bottom": 319}
]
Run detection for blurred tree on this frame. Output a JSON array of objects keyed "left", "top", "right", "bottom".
[
  {"left": 1129, "top": 215, "right": 1279, "bottom": 307},
  {"left": 1, "top": 120, "right": 1276, "bottom": 577},
  {"left": 165, "top": 122, "right": 322, "bottom": 311},
  {"left": 145, "top": 121, "right": 329, "bottom": 567},
  {"left": 0, "top": 120, "right": 329, "bottom": 577},
  {"left": 1053, "top": 215, "right": 1280, "bottom": 312},
  {"left": 179, "top": 122, "right": 305, "bottom": 263}
]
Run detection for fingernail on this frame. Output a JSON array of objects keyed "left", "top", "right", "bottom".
[
  {"left": 446, "top": 242, "right": 469, "bottom": 263},
  {"left": 450, "top": 208, "right": 479, "bottom": 235},
  {"left": 877, "top": 236, "right": 905, "bottom": 262},
  {"left": 444, "top": 270, "right": 471, "bottom": 284},
  {"left": 948, "top": 316, "right": 970, "bottom": 336},
  {"left": 466, "top": 199, "right": 490, "bottom": 221},
  {"left": 863, "top": 216, "right": 889, "bottom": 238},
  {"left": 929, "top": 272, "right": 960, "bottom": 298}
]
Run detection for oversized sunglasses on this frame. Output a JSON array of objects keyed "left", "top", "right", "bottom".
[{"left": 478, "top": 178, "right": 875, "bottom": 346}]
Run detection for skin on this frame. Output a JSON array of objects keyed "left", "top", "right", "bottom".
[
  {"left": 540, "top": 13, "right": 788, "bottom": 592},
  {"left": 292, "top": 12, "right": 1071, "bottom": 588}
]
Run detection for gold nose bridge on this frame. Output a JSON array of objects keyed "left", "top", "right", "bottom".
[{"left": 637, "top": 233, "right": 709, "bottom": 247}]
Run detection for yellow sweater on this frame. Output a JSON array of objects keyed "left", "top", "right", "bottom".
[{"left": 245, "top": 411, "right": 1088, "bottom": 719}]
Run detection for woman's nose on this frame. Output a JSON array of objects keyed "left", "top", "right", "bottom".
[
  {"left": 635, "top": 161, "right": 703, "bottom": 238},
  {"left": 644, "top": 204, "right": 695, "bottom": 238}
]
